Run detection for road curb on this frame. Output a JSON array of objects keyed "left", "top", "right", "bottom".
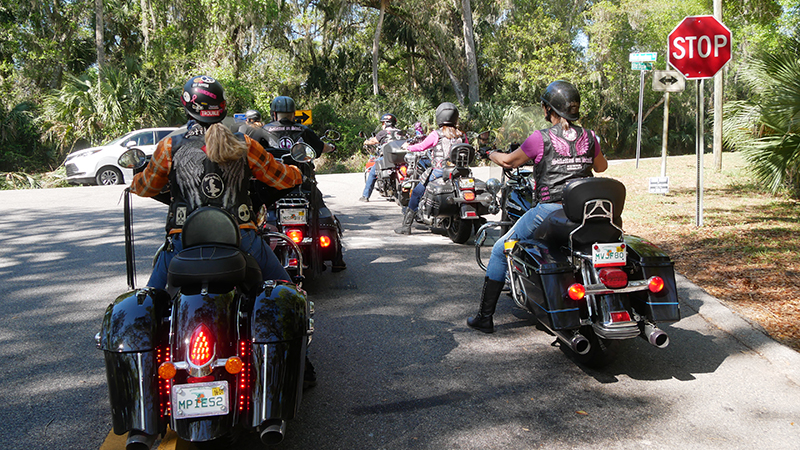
[{"left": 676, "top": 273, "right": 800, "bottom": 386}]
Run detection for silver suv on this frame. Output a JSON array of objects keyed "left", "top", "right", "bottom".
[{"left": 64, "top": 127, "right": 177, "bottom": 185}]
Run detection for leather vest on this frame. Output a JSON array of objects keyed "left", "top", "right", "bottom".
[
  {"left": 166, "top": 131, "right": 254, "bottom": 231},
  {"left": 431, "top": 130, "right": 464, "bottom": 169},
  {"left": 534, "top": 125, "right": 596, "bottom": 203},
  {"left": 381, "top": 126, "right": 406, "bottom": 145},
  {"left": 262, "top": 119, "right": 305, "bottom": 149}
]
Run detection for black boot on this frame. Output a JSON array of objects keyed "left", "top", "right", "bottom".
[
  {"left": 394, "top": 209, "right": 415, "bottom": 235},
  {"left": 467, "top": 277, "right": 505, "bottom": 333}
]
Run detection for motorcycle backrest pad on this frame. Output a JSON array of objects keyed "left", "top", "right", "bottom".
[
  {"left": 449, "top": 143, "right": 475, "bottom": 167},
  {"left": 561, "top": 177, "right": 625, "bottom": 223},
  {"left": 181, "top": 206, "right": 241, "bottom": 248}
]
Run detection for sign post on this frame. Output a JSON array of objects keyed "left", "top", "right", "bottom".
[
  {"left": 652, "top": 69, "right": 685, "bottom": 180},
  {"left": 668, "top": 15, "right": 731, "bottom": 227},
  {"left": 629, "top": 52, "right": 657, "bottom": 168}
]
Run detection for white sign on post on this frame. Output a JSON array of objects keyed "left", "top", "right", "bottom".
[{"left": 649, "top": 177, "right": 669, "bottom": 194}]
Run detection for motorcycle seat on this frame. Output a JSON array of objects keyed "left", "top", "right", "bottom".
[
  {"left": 168, "top": 245, "right": 248, "bottom": 288},
  {"left": 443, "top": 166, "right": 470, "bottom": 179}
]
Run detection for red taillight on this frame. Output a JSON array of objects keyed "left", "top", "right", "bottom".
[
  {"left": 610, "top": 311, "right": 632, "bottom": 323},
  {"left": 286, "top": 229, "right": 304, "bottom": 243},
  {"left": 399, "top": 165, "right": 408, "bottom": 177},
  {"left": 462, "top": 190, "right": 476, "bottom": 201},
  {"left": 319, "top": 235, "right": 331, "bottom": 248},
  {"left": 238, "top": 340, "right": 252, "bottom": 413},
  {"left": 288, "top": 257, "right": 299, "bottom": 268},
  {"left": 648, "top": 276, "right": 665, "bottom": 293},
  {"left": 568, "top": 283, "right": 585, "bottom": 300},
  {"left": 189, "top": 324, "right": 215, "bottom": 366},
  {"left": 598, "top": 268, "right": 628, "bottom": 288}
]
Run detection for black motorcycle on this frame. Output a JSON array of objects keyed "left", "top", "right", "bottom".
[
  {"left": 415, "top": 143, "right": 496, "bottom": 244},
  {"left": 97, "top": 146, "right": 314, "bottom": 449},
  {"left": 252, "top": 131, "right": 344, "bottom": 281},
  {"left": 361, "top": 130, "right": 419, "bottom": 205},
  {"left": 479, "top": 176, "right": 680, "bottom": 367}
]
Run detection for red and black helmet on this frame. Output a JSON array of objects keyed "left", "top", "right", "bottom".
[
  {"left": 181, "top": 75, "right": 227, "bottom": 124},
  {"left": 380, "top": 113, "right": 397, "bottom": 126}
]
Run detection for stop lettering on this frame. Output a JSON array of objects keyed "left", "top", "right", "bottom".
[{"left": 668, "top": 15, "right": 732, "bottom": 79}]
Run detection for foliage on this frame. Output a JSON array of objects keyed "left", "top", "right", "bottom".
[{"left": 723, "top": 37, "right": 800, "bottom": 198}]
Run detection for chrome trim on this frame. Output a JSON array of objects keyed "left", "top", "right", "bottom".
[{"left": 137, "top": 352, "right": 146, "bottom": 428}]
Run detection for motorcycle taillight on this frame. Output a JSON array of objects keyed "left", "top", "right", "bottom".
[
  {"left": 286, "top": 229, "right": 304, "bottom": 243},
  {"left": 399, "top": 165, "right": 408, "bottom": 177},
  {"left": 462, "top": 191, "right": 476, "bottom": 201},
  {"left": 189, "top": 324, "right": 215, "bottom": 367},
  {"left": 610, "top": 311, "right": 632, "bottom": 323},
  {"left": 598, "top": 268, "right": 628, "bottom": 288},
  {"left": 319, "top": 235, "right": 331, "bottom": 248}
]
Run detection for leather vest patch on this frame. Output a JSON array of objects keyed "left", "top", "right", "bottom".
[{"left": 535, "top": 125, "right": 595, "bottom": 203}]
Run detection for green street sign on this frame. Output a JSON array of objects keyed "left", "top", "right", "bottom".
[{"left": 631, "top": 62, "right": 654, "bottom": 71}]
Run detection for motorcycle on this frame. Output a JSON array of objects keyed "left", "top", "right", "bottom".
[
  {"left": 97, "top": 145, "right": 314, "bottom": 449},
  {"left": 253, "top": 130, "right": 344, "bottom": 281},
  {"left": 362, "top": 130, "right": 417, "bottom": 205},
  {"left": 474, "top": 109, "right": 680, "bottom": 367},
  {"left": 415, "top": 142, "right": 497, "bottom": 244}
]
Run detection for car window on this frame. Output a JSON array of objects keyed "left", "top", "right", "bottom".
[
  {"left": 155, "top": 130, "right": 173, "bottom": 141},
  {"left": 131, "top": 132, "right": 155, "bottom": 146}
]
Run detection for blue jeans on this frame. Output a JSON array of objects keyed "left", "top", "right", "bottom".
[
  {"left": 147, "top": 228, "right": 290, "bottom": 289},
  {"left": 362, "top": 158, "right": 380, "bottom": 198},
  {"left": 485, "top": 203, "right": 563, "bottom": 282},
  {"left": 408, "top": 168, "right": 443, "bottom": 212}
]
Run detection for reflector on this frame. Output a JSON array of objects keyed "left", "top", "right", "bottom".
[{"left": 610, "top": 311, "right": 632, "bottom": 323}]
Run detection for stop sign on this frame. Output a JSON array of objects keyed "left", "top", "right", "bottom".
[{"left": 668, "top": 15, "right": 732, "bottom": 79}]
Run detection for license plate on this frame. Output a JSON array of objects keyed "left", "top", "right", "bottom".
[
  {"left": 279, "top": 208, "right": 307, "bottom": 225},
  {"left": 592, "top": 242, "right": 626, "bottom": 267},
  {"left": 459, "top": 178, "right": 475, "bottom": 189},
  {"left": 172, "top": 381, "right": 229, "bottom": 419}
]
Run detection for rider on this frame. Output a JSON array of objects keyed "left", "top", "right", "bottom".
[
  {"left": 131, "top": 76, "right": 303, "bottom": 290},
  {"left": 394, "top": 102, "right": 465, "bottom": 235},
  {"left": 261, "top": 95, "right": 347, "bottom": 272},
  {"left": 467, "top": 80, "right": 609, "bottom": 333},
  {"left": 360, "top": 113, "right": 407, "bottom": 202},
  {"left": 239, "top": 109, "right": 272, "bottom": 145}
]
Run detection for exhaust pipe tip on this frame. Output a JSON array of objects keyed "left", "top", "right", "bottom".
[
  {"left": 571, "top": 334, "right": 592, "bottom": 355},
  {"left": 260, "top": 419, "right": 287, "bottom": 446},
  {"left": 126, "top": 430, "right": 157, "bottom": 450},
  {"left": 642, "top": 323, "right": 670, "bottom": 348}
]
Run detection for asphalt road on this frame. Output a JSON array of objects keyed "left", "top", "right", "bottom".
[{"left": 1, "top": 168, "right": 799, "bottom": 450}]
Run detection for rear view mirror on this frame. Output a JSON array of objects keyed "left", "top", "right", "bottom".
[
  {"left": 290, "top": 142, "right": 316, "bottom": 162},
  {"left": 118, "top": 148, "right": 147, "bottom": 169}
]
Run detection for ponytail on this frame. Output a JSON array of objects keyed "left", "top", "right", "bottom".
[
  {"left": 205, "top": 123, "right": 248, "bottom": 164},
  {"left": 559, "top": 116, "right": 570, "bottom": 132}
]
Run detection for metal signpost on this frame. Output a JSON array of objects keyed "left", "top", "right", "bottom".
[
  {"left": 630, "top": 52, "right": 657, "bottom": 168},
  {"left": 652, "top": 70, "right": 686, "bottom": 183},
  {"left": 668, "top": 15, "right": 732, "bottom": 227}
]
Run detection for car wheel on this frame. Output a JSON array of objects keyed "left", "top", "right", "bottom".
[{"left": 96, "top": 167, "right": 123, "bottom": 185}]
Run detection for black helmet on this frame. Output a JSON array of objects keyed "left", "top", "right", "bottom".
[
  {"left": 245, "top": 109, "right": 261, "bottom": 122},
  {"left": 271, "top": 96, "right": 296, "bottom": 114},
  {"left": 181, "top": 75, "right": 227, "bottom": 124},
  {"left": 380, "top": 113, "right": 397, "bottom": 126},
  {"left": 541, "top": 80, "right": 580, "bottom": 122},
  {"left": 435, "top": 102, "right": 459, "bottom": 127}
]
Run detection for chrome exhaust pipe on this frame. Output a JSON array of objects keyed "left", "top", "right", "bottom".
[
  {"left": 554, "top": 330, "right": 591, "bottom": 355},
  {"left": 126, "top": 430, "right": 157, "bottom": 450},
  {"left": 260, "top": 419, "right": 287, "bottom": 445},
  {"left": 641, "top": 322, "right": 669, "bottom": 348}
]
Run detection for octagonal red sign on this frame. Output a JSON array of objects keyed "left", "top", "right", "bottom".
[{"left": 668, "top": 15, "right": 732, "bottom": 79}]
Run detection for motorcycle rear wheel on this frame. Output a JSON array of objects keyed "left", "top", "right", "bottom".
[{"left": 446, "top": 217, "right": 474, "bottom": 244}]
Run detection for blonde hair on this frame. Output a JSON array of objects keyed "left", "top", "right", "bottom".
[
  {"left": 440, "top": 125, "right": 464, "bottom": 140},
  {"left": 205, "top": 123, "right": 248, "bottom": 164}
]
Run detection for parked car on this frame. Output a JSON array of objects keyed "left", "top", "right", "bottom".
[{"left": 64, "top": 127, "right": 177, "bottom": 185}]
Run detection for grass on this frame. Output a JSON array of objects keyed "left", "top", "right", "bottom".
[{"left": 604, "top": 152, "right": 800, "bottom": 352}]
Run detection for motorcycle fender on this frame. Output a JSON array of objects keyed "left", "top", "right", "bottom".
[
  {"left": 459, "top": 203, "right": 478, "bottom": 219},
  {"left": 624, "top": 235, "right": 680, "bottom": 322},
  {"left": 250, "top": 282, "right": 309, "bottom": 425},
  {"left": 99, "top": 288, "right": 170, "bottom": 352},
  {"left": 512, "top": 240, "right": 583, "bottom": 330}
]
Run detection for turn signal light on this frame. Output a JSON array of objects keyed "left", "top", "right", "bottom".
[
  {"left": 225, "top": 356, "right": 244, "bottom": 374},
  {"left": 648, "top": 276, "right": 665, "bottom": 293},
  {"left": 319, "top": 235, "right": 331, "bottom": 248},
  {"left": 568, "top": 283, "right": 586, "bottom": 301},
  {"left": 158, "top": 362, "right": 177, "bottom": 380},
  {"left": 287, "top": 229, "right": 304, "bottom": 243},
  {"left": 462, "top": 191, "right": 476, "bottom": 201},
  {"left": 400, "top": 166, "right": 408, "bottom": 177}
]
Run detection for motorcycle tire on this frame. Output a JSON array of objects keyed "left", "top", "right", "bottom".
[
  {"left": 446, "top": 217, "right": 474, "bottom": 244},
  {"left": 561, "top": 325, "right": 619, "bottom": 368}
]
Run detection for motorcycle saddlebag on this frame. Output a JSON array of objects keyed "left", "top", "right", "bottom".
[
  {"left": 382, "top": 140, "right": 407, "bottom": 165},
  {"left": 249, "top": 282, "right": 311, "bottom": 426},
  {"left": 424, "top": 179, "right": 458, "bottom": 217},
  {"left": 510, "top": 240, "right": 583, "bottom": 330},
  {"left": 99, "top": 288, "right": 171, "bottom": 436},
  {"left": 624, "top": 235, "right": 680, "bottom": 323}
]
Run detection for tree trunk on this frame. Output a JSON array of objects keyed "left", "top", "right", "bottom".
[
  {"left": 461, "top": 0, "right": 479, "bottom": 104},
  {"left": 95, "top": 0, "right": 105, "bottom": 79},
  {"left": 372, "top": 0, "right": 387, "bottom": 96}
]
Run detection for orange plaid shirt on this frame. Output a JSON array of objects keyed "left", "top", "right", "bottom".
[{"left": 131, "top": 133, "right": 303, "bottom": 230}]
